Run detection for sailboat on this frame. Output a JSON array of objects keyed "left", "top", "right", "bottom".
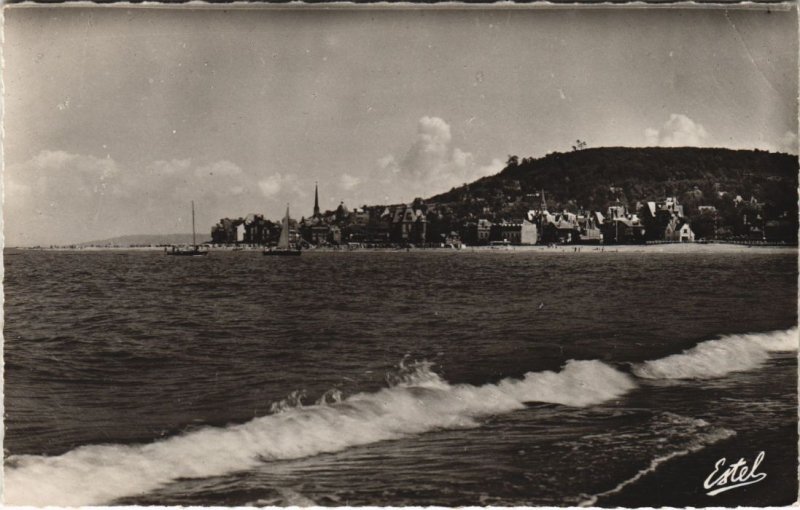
[
  {"left": 167, "top": 201, "right": 209, "bottom": 256},
  {"left": 264, "top": 205, "right": 301, "bottom": 256}
]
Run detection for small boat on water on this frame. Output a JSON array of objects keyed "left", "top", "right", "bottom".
[
  {"left": 167, "top": 201, "right": 209, "bottom": 257},
  {"left": 264, "top": 205, "right": 301, "bottom": 256},
  {"left": 168, "top": 244, "right": 208, "bottom": 256}
]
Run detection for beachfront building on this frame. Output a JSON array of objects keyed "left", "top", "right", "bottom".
[
  {"left": 665, "top": 222, "right": 696, "bottom": 242},
  {"left": 301, "top": 218, "right": 332, "bottom": 245},
  {"left": 639, "top": 197, "right": 688, "bottom": 242},
  {"left": 601, "top": 216, "right": 646, "bottom": 244},
  {"left": 286, "top": 217, "right": 301, "bottom": 245},
  {"left": 211, "top": 217, "right": 244, "bottom": 244},
  {"left": 539, "top": 211, "right": 581, "bottom": 244},
  {"left": 477, "top": 219, "right": 492, "bottom": 244},
  {"left": 461, "top": 219, "right": 492, "bottom": 246},
  {"left": 521, "top": 219, "right": 537, "bottom": 244},
  {"left": 214, "top": 215, "right": 280, "bottom": 245},
  {"left": 383, "top": 205, "right": 427, "bottom": 245},
  {"left": 489, "top": 219, "right": 537, "bottom": 245},
  {"left": 242, "top": 214, "right": 273, "bottom": 244},
  {"left": 299, "top": 184, "right": 342, "bottom": 246},
  {"left": 577, "top": 213, "right": 603, "bottom": 243},
  {"left": 490, "top": 221, "right": 520, "bottom": 244}
]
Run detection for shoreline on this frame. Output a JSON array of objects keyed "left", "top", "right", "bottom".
[
  {"left": 596, "top": 423, "right": 798, "bottom": 507},
  {"left": 7, "top": 243, "right": 797, "bottom": 255}
]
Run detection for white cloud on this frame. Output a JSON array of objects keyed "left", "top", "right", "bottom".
[
  {"left": 776, "top": 130, "right": 798, "bottom": 154},
  {"left": 476, "top": 158, "right": 506, "bottom": 178},
  {"left": 401, "top": 116, "right": 452, "bottom": 179},
  {"left": 377, "top": 154, "right": 400, "bottom": 174},
  {"left": 339, "top": 173, "right": 361, "bottom": 190},
  {"left": 645, "top": 114, "right": 709, "bottom": 147},
  {"left": 4, "top": 151, "right": 313, "bottom": 246},
  {"left": 150, "top": 158, "right": 191, "bottom": 176},
  {"left": 257, "top": 172, "right": 303, "bottom": 200},
  {"left": 139, "top": 158, "right": 258, "bottom": 205},
  {"left": 195, "top": 160, "right": 243, "bottom": 178},
  {"left": 258, "top": 174, "right": 284, "bottom": 197},
  {"left": 5, "top": 122, "right": 502, "bottom": 244},
  {"left": 369, "top": 116, "right": 504, "bottom": 202},
  {"left": 5, "top": 151, "right": 127, "bottom": 245}
]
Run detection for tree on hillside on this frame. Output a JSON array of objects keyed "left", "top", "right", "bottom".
[
  {"left": 572, "top": 139, "right": 588, "bottom": 151},
  {"left": 690, "top": 212, "right": 717, "bottom": 239}
]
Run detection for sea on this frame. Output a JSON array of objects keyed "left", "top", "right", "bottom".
[{"left": 3, "top": 248, "right": 798, "bottom": 507}]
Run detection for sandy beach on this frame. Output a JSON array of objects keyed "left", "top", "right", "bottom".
[
  {"left": 14, "top": 242, "right": 797, "bottom": 255},
  {"left": 461, "top": 243, "right": 797, "bottom": 255}
]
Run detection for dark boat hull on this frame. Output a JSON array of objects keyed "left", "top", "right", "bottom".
[{"left": 167, "top": 247, "right": 209, "bottom": 256}]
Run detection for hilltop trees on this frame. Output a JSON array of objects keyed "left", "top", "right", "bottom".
[{"left": 427, "top": 147, "right": 798, "bottom": 242}]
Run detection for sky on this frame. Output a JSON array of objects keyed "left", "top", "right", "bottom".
[{"left": 3, "top": 6, "right": 798, "bottom": 246}]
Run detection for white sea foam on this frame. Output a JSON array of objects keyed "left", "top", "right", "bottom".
[
  {"left": 274, "top": 487, "right": 317, "bottom": 506},
  {"left": 632, "top": 327, "right": 798, "bottom": 380},
  {"left": 4, "top": 359, "right": 634, "bottom": 506},
  {"left": 8, "top": 328, "right": 793, "bottom": 506}
]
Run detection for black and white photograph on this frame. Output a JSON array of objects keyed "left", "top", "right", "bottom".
[{"left": 2, "top": 4, "right": 798, "bottom": 507}]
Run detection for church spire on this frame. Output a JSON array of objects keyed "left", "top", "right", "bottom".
[{"left": 313, "top": 181, "right": 320, "bottom": 218}]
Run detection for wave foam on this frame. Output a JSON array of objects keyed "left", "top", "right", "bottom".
[
  {"left": 5, "top": 359, "right": 634, "bottom": 506},
  {"left": 633, "top": 327, "right": 798, "bottom": 380},
  {"left": 8, "top": 328, "right": 793, "bottom": 505}
]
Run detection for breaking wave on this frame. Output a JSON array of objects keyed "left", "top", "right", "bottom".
[
  {"left": 632, "top": 327, "right": 798, "bottom": 379},
  {"left": 5, "top": 359, "right": 634, "bottom": 506},
  {"left": 6, "top": 328, "right": 794, "bottom": 506}
]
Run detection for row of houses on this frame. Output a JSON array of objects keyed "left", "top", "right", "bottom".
[
  {"left": 210, "top": 186, "right": 431, "bottom": 247},
  {"left": 214, "top": 186, "right": 703, "bottom": 247},
  {"left": 211, "top": 214, "right": 289, "bottom": 245},
  {"left": 459, "top": 195, "right": 695, "bottom": 246},
  {"left": 300, "top": 201, "right": 429, "bottom": 245}
]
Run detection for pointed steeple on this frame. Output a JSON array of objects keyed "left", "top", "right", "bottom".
[{"left": 313, "top": 181, "right": 320, "bottom": 218}]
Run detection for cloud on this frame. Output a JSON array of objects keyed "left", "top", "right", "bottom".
[
  {"left": 150, "top": 158, "right": 191, "bottom": 176},
  {"left": 4, "top": 151, "right": 313, "bottom": 246},
  {"left": 136, "top": 158, "right": 259, "bottom": 204},
  {"left": 5, "top": 121, "right": 503, "bottom": 244},
  {"left": 5, "top": 151, "right": 127, "bottom": 246},
  {"left": 645, "top": 114, "right": 709, "bottom": 147},
  {"left": 257, "top": 172, "right": 303, "bottom": 200},
  {"left": 401, "top": 116, "right": 452, "bottom": 178},
  {"left": 776, "top": 130, "right": 798, "bottom": 154},
  {"left": 195, "top": 160, "right": 243, "bottom": 178},
  {"left": 377, "top": 154, "right": 400, "bottom": 174},
  {"left": 371, "top": 116, "right": 503, "bottom": 202},
  {"left": 339, "top": 173, "right": 361, "bottom": 191},
  {"left": 258, "top": 174, "right": 284, "bottom": 197}
]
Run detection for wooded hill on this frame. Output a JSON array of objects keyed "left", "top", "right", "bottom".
[{"left": 427, "top": 147, "right": 798, "bottom": 228}]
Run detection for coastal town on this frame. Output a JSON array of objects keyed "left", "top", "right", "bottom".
[
  {"left": 20, "top": 148, "right": 797, "bottom": 251},
  {"left": 207, "top": 181, "right": 796, "bottom": 249}
]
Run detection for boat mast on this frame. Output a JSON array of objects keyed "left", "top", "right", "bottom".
[
  {"left": 191, "top": 200, "right": 197, "bottom": 247},
  {"left": 279, "top": 204, "right": 291, "bottom": 249}
]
